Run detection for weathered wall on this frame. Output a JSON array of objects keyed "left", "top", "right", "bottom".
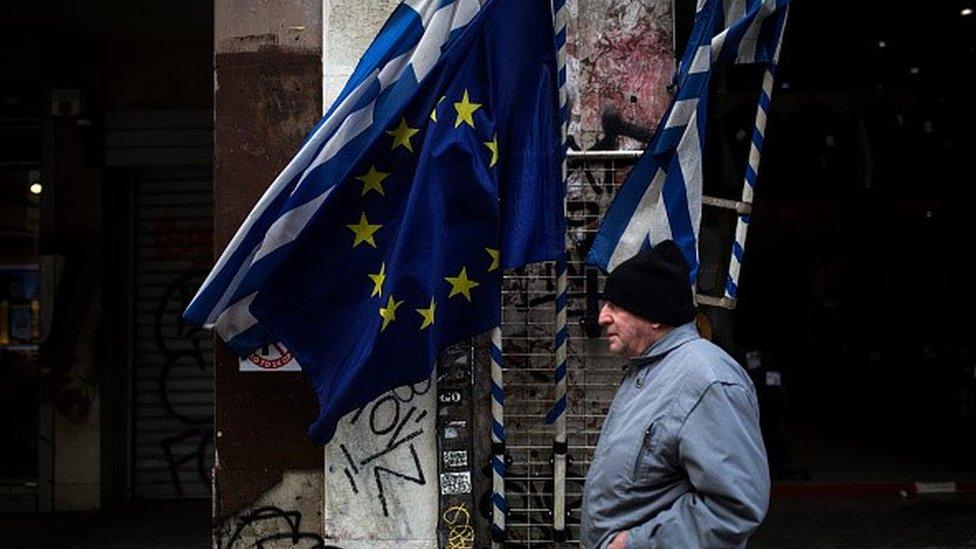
[
  {"left": 212, "top": 0, "right": 325, "bottom": 537},
  {"left": 569, "top": 0, "right": 674, "bottom": 149}
]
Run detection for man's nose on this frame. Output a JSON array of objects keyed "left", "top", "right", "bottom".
[{"left": 597, "top": 304, "right": 611, "bottom": 326}]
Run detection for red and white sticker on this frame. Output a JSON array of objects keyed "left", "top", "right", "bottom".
[{"left": 239, "top": 342, "right": 302, "bottom": 372}]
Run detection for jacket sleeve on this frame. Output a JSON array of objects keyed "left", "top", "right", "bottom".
[{"left": 626, "top": 382, "right": 770, "bottom": 548}]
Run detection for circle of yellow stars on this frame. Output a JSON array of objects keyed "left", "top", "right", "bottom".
[{"left": 343, "top": 88, "right": 501, "bottom": 333}]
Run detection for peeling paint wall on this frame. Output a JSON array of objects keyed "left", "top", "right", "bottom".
[
  {"left": 215, "top": 471, "right": 326, "bottom": 548},
  {"left": 212, "top": 0, "right": 325, "bottom": 541},
  {"left": 569, "top": 0, "right": 675, "bottom": 149}
]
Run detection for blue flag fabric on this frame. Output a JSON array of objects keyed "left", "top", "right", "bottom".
[
  {"left": 184, "top": 0, "right": 564, "bottom": 444},
  {"left": 586, "top": 0, "right": 789, "bottom": 277}
]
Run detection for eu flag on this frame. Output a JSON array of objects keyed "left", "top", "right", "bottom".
[{"left": 185, "top": 0, "right": 564, "bottom": 444}]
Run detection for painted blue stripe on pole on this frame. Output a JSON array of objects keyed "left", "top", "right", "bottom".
[
  {"left": 491, "top": 493, "right": 508, "bottom": 513},
  {"left": 545, "top": 396, "right": 567, "bottom": 425},
  {"left": 555, "top": 27, "right": 566, "bottom": 46},
  {"left": 491, "top": 383, "right": 506, "bottom": 406},
  {"left": 554, "top": 326, "right": 568, "bottom": 350},
  {"left": 745, "top": 164, "right": 757, "bottom": 186},
  {"left": 733, "top": 241, "right": 745, "bottom": 262},
  {"left": 555, "top": 291, "right": 568, "bottom": 312},
  {"left": 752, "top": 129, "right": 764, "bottom": 150},
  {"left": 741, "top": 214, "right": 751, "bottom": 224},
  {"left": 492, "top": 419, "right": 505, "bottom": 442},
  {"left": 490, "top": 344, "right": 503, "bottom": 366},
  {"left": 726, "top": 275, "right": 738, "bottom": 298},
  {"left": 554, "top": 362, "right": 567, "bottom": 380},
  {"left": 491, "top": 456, "right": 506, "bottom": 477},
  {"left": 759, "top": 90, "right": 771, "bottom": 112}
]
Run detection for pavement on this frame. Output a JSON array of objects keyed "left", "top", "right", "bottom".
[{"left": 1, "top": 495, "right": 975, "bottom": 547}]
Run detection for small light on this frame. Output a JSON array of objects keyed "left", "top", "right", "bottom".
[
  {"left": 30, "top": 183, "right": 43, "bottom": 195},
  {"left": 878, "top": 40, "right": 887, "bottom": 48},
  {"left": 780, "top": 81, "right": 791, "bottom": 89},
  {"left": 909, "top": 67, "right": 920, "bottom": 74},
  {"left": 962, "top": 8, "right": 973, "bottom": 16}
]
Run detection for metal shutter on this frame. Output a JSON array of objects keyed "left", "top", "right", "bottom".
[{"left": 133, "top": 169, "right": 214, "bottom": 498}]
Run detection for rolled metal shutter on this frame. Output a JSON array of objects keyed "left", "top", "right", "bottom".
[{"left": 132, "top": 169, "right": 214, "bottom": 499}]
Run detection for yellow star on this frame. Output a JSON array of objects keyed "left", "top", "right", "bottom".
[
  {"left": 430, "top": 96, "right": 446, "bottom": 123},
  {"left": 368, "top": 262, "right": 386, "bottom": 297},
  {"left": 445, "top": 267, "right": 480, "bottom": 301},
  {"left": 346, "top": 212, "right": 382, "bottom": 248},
  {"left": 386, "top": 118, "right": 419, "bottom": 152},
  {"left": 355, "top": 165, "right": 390, "bottom": 196},
  {"left": 483, "top": 134, "right": 499, "bottom": 167},
  {"left": 416, "top": 296, "right": 436, "bottom": 330},
  {"left": 454, "top": 89, "right": 482, "bottom": 129},
  {"left": 379, "top": 295, "right": 404, "bottom": 332},
  {"left": 485, "top": 248, "right": 500, "bottom": 272}
]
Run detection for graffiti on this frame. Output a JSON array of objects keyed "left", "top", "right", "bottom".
[
  {"left": 225, "top": 506, "right": 339, "bottom": 549},
  {"left": 152, "top": 217, "right": 211, "bottom": 263},
  {"left": 337, "top": 379, "right": 432, "bottom": 517},
  {"left": 442, "top": 505, "right": 475, "bottom": 549},
  {"left": 152, "top": 269, "right": 214, "bottom": 496}
]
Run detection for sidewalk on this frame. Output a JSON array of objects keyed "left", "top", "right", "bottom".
[
  {"left": 0, "top": 500, "right": 210, "bottom": 549},
  {"left": 1, "top": 495, "right": 974, "bottom": 547},
  {"left": 754, "top": 494, "right": 976, "bottom": 548}
]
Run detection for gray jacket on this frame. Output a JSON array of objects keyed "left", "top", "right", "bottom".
[{"left": 581, "top": 323, "right": 769, "bottom": 548}]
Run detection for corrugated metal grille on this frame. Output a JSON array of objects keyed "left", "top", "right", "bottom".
[
  {"left": 500, "top": 155, "right": 635, "bottom": 546},
  {"left": 133, "top": 170, "right": 214, "bottom": 499}
]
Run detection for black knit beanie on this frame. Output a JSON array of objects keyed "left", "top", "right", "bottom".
[{"left": 602, "top": 240, "right": 696, "bottom": 326}]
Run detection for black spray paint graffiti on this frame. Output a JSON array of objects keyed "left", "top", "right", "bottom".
[
  {"left": 153, "top": 269, "right": 214, "bottom": 496},
  {"left": 337, "top": 378, "right": 432, "bottom": 517},
  {"left": 225, "top": 506, "right": 341, "bottom": 549}
]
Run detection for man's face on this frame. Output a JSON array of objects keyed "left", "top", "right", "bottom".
[{"left": 598, "top": 301, "right": 659, "bottom": 358}]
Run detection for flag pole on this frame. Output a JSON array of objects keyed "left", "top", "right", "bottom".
[
  {"left": 724, "top": 62, "right": 778, "bottom": 300},
  {"left": 490, "top": 326, "right": 507, "bottom": 547},
  {"left": 724, "top": 7, "right": 788, "bottom": 301},
  {"left": 551, "top": 0, "right": 569, "bottom": 542}
]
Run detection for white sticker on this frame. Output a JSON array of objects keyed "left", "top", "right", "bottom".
[
  {"left": 239, "top": 342, "right": 302, "bottom": 372},
  {"left": 765, "top": 371, "right": 782, "bottom": 387},
  {"left": 440, "top": 472, "right": 472, "bottom": 495},
  {"left": 443, "top": 450, "right": 468, "bottom": 468}
]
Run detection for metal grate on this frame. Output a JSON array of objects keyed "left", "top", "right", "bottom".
[{"left": 498, "top": 151, "right": 638, "bottom": 546}]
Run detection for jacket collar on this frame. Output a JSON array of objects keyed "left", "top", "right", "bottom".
[{"left": 626, "top": 321, "right": 700, "bottom": 370}]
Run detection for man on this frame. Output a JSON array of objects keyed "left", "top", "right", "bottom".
[{"left": 581, "top": 240, "right": 770, "bottom": 548}]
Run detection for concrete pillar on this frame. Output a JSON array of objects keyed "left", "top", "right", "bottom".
[{"left": 212, "top": 0, "right": 325, "bottom": 533}]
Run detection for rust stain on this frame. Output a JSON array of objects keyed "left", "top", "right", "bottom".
[{"left": 213, "top": 45, "right": 323, "bottom": 520}]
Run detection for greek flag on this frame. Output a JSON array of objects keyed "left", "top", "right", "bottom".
[
  {"left": 587, "top": 0, "right": 790, "bottom": 277},
  {"left": 184, "top": 0, "right": 564, "bottom": 444}
]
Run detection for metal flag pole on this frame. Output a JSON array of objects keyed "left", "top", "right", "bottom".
[
  {"left": 724, "top": 63, "right": 776, "bottom": 301},
  {"left": 724, "top": 7, "right": 789, "bottom": 302},
  {"left": 551, "top": 0, "right": 569, "bottom": 542},
  {"left": 490, "top": 326, "right": 507, "bottom": 547}
]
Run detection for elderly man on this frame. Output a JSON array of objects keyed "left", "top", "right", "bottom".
[{"left": 581, "top": 240, "right": 770, "bottom": 548}]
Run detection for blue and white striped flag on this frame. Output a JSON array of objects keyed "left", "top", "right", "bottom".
[
  {"left": 184, "top": 0, "right": 564, "bottom": 444},
  {"left": 586, "top": 0, "right": 789, "bottom": 278}
]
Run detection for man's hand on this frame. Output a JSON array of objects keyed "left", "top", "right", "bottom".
[{"left": 608, "top": 530, "right": 628, "bottom": 549}]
